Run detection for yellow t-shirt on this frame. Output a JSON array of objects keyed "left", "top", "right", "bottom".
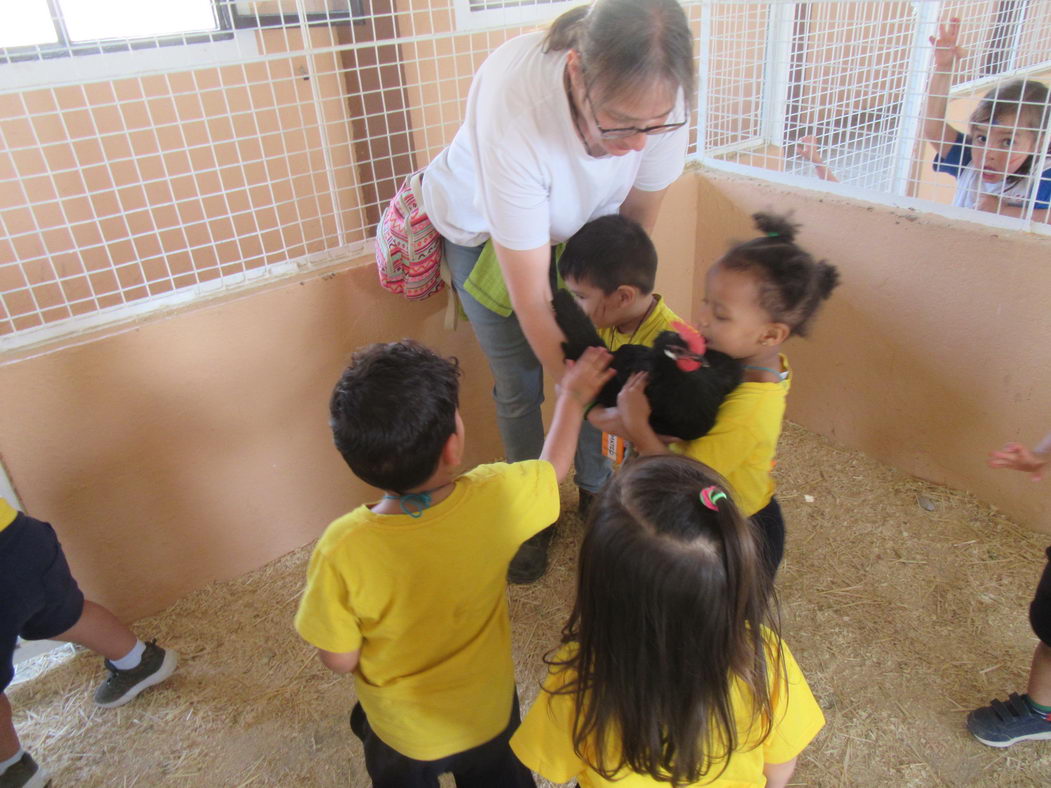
[
  {"left": 0, "top": 499, "right": 17, "bottom": 533},
  {"left": 673, "top": 356, "right": 791, "bottom": 517},
  {"left": 511, "top": 634, "right": 824, "bottom": 787},
  {"left": 294, "top": 460, "right": 559, "bottom": 761},
  {"left": 598, "top": 295, "right": 682, "bottom": 352}
]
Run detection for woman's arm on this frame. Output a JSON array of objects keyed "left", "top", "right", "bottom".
[
  {"left": 620, "top": 186, "right": 668, "bottom": 234},
  {"left": 494, "top": 240, "right": 571, "bottom": 381}
]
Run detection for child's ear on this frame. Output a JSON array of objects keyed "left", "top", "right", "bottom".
[
  {"left": 615, "top": 285, "right": 640, "bottom": 308},
  {"left": 441, "top": 412, "right": 465, "bottom": 466},
  {"left": 760, "top": 322, "right": 791, "bottom": 347}
]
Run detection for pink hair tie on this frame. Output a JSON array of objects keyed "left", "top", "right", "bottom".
[{"left": 700, "top": 486, "right": 727, "bottom": 511}]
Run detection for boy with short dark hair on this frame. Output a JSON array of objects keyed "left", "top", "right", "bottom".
[
  {"left": 558, "top": 214, "right": 685, "bottom": 516},
  {"left": 1, "top": 502, "right": 177, "bottom": 788},
  {"left": 294, "top": 339, "right": 612, "bottom": 786}
]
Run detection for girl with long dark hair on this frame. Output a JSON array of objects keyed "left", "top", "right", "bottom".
[{"left": 511, "top": 455, "right": 824, "bottom": 786}]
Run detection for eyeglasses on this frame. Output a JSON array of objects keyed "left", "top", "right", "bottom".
[{"left": 582, "top": 82, "right": 686, "bottom": 140}]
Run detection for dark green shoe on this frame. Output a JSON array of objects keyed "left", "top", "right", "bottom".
[
  {"left": 507, "top": 526, "right": 556, "bottom": 585},
  {"left": 94, "top": 641, "right": 178, "bottom": 708},
  {"left": 0, "top": 752, "right": 50, "bottom": 788}
]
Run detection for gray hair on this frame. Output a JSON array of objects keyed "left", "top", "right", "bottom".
[{"left": 543, "top": 0, "right": 695, "bottom": 109}]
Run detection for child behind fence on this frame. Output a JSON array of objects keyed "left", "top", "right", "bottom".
[{"left": 924, "top": 17, "right": 1051, "bottom": 221}]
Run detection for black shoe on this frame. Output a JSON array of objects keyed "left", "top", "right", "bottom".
[
  {"left": 507, "top": 526, "right": 556, "bottom": 585},
  {"left": 577, "top": 488, "right": 595, "bottom": 519}
]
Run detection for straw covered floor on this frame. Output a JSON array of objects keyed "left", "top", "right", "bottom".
[{"left": 9, "top": 423, "right": 1051, "bottom": 786}]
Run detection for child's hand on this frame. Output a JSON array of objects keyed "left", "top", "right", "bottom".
[
  {"left": 976, "top": 191, "right": 1000, "bottom": 213},
  {"left": 930, "top": 17, "right": 965, "bottom": 72},
  {"left": 588, "top": 405, "right": 630, "bottom": 439},
  {"left": 797, "top": 135, "right": 824, "bottom": 165},
  {"left": 616, "top": 371, "right": 652, "bottom": 438},
  {"left": 560, "top": 346, "right": 614, "bottom": 408},
  {"left": 989, "top": 442, "right": 1049, "bottom": 481}
]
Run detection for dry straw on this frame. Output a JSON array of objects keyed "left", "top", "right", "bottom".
[{"left": 10, "top": 423, "right": 1051, "bottom": 785}]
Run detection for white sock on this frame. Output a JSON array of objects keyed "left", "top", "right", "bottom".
[
  {"left": 0, "top": 748, "right": 25, "bottom": 774},
  {"left": 110, "top": 639, "right": 146, "bottom": 671}
]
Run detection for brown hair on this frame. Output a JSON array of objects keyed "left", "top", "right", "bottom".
[{"left": 549, "top": 455, "right": 782, "bottom": 785}]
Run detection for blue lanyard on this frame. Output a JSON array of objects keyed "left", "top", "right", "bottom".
[{"left": 381, "top": 492, "right": 433, "bottom": 518}]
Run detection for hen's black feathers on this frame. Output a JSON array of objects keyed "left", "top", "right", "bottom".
[{"left": 552, "top": 289, "right": 742, "bottom": 440}]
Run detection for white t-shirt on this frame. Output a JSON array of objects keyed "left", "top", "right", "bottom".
[{"left": 422, "top": 31, "right": 689, "bottom": 251}]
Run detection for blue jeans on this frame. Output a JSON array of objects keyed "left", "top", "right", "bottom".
[{"left": 444, "top": 240, "right": 612, "bottom": 492}]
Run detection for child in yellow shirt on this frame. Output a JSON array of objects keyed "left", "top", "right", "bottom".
[
  {"left": 511, "top": 455, "right": 824, "bottom": 787},
  {"left": 619, "top": 213, "right": 839, "bottom": 577},
  {"left": 294, "top": 339, "right": 612, "bottom": 786},
  {"left": 557, "top": 214, "right": 685, "bottom": 519}
]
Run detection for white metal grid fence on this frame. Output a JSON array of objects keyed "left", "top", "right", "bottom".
[
  {"left": 700, "top": 1, "right": 1051, "bottom": 223},
  {"left": 1, "top": 1, "right": 1050, "bottom": 348}
]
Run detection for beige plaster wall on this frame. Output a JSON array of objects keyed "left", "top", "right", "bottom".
[
  {"left": 694, "top": 168, "right": 1051, "bottom": 531},
  {"left": 4, "top": 162, "right": 1048, "bottom": 622},
  {"left": 0, "top": 265, "right": 500, "bottom": 621},
  {"left": 0, "top": 174, "right": 697, "bottom": 620}
]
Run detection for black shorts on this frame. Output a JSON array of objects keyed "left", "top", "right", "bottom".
[
  {"left": 1, "top": 511, "right": 85, "bottom": 692},
  {"left": 752, "top": 496, "right": 785, "bottom": 579},
  {"left": 350, "top": 690, "right": 534, "bottom": 788},
  {"left": 1030, "top": 546, "right": 1051, "bottom": 647}
]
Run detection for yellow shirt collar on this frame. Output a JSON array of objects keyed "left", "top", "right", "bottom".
[{"left": 0, "top": 498, "right": 18, "bottom": 532}]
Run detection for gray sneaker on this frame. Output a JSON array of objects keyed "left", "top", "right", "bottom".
[
  {"left": 0, "top": 752, "right": 50, "bottom": 788},
  {"left": 94, "top": 641, "right": 178, "bottom": 708}
]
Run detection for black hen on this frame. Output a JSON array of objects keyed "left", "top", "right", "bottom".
[{"left": 553, "top": 289, "right": 742, "bottom": 440}]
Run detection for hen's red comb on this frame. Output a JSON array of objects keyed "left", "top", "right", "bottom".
[{"left": 671, "top": 321, "right": 706, "bottom": 355}]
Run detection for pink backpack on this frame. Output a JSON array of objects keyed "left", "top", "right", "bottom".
[{"left": 375, "top": 170, "right": 445, "bottom": 301}]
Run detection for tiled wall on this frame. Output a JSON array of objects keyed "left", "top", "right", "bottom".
[{"left": 0, "top": 26, "right": 363, "bottom": 336}]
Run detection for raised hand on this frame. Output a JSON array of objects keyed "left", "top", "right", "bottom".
[
  {"left": 797, "top": 135, "right": 825, "bottom": 165},
  {"left": 930, "top": 17, "right": 965, "bottom": 72}
]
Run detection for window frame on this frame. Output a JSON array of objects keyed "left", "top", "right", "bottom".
[
  {"left": 229, "top": 0, "right": 365, "bottom": 31},
  {"left": 0, "top": 0, "right": 365, "bottom": 65},
  {"left": 0, "top": 0, "right": 235, "bottom": 65}
]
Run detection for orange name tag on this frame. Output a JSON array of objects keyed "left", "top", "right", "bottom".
[{"left": 602, "top": 432, "right": 629, "bottom": 466}]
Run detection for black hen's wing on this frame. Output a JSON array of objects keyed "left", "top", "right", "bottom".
[
  {"left": 644, "top": 340, "right": 744, "bottom": 440},
  {"left": 593, "top": 344, "right": 651, "bottom": 407},
  {"left": 552, "top": 289, "right": 605, "bottom": 361}
]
